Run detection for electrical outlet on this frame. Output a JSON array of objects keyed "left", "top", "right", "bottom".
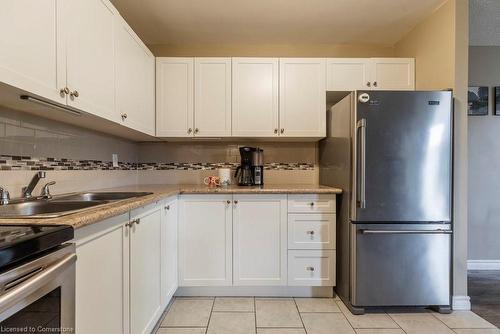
[{"left": 112, "top": 154, "right": 119, "bottom": 168}]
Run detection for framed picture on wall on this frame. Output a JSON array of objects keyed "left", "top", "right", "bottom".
[
  {"left": 468, "top": 86, "right": 489, "bottom": 116},
  {"left": 495, "top": 87, "right": 500, "bottom": 116}
]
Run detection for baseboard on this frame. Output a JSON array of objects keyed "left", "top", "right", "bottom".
[
  {"left": 176, "top": 286, "right": 334, "bottom": 297},
  {"left": 452, "top": 295, "right": 471, "bottom": 310},
  {"left": 468, "top": 260, "right": 500, "bottom": 270}
]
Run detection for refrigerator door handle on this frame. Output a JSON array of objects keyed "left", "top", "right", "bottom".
[
  {"left": 359, "top": 229, "right": 452, "bottom": 235},
  {"left": 356, "top": 119, "right": 367, "bottom": 209}
]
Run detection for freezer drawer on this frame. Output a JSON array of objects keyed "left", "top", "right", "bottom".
[{"left": 353, "top": 224, "right": 451, "bottom": 307}]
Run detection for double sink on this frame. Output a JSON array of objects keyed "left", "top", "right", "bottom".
[{"left": 0, "top": 192, "right": 153, "bottom": 219}]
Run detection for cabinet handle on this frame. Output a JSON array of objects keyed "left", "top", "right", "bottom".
[
  {"left": 306, "top": 266, "right": 315, "bottom": 272},
  {"left": 280, "top": 128, "right": 284, "bottom": 134},
  {"left": 165, "top": 205, "right": 170, "bottom": 210},
  {"left": 367, "top": 82, "right": 371, "bottom": 87},
  {"left": 373, "top": 81, "right": 378, "bottom": 87},
  {"left": 187, "top": 128, "right": 193, "bottom": 134},
  {"left": 121, "top": 113, "right": 128, "bottom": 121},
  {"left": 60, "top": 87, "right": 70, "bottom": 95},
  {"left": 307, "top": 230, "right": 315, "bottom": 235},
  {"left": 70, "top": 90, "right": 79, "bottom": 98},
  {"left": 135, "top": 218, "right": 141, "bottom": 225},
  {"left": 274, "top": 129, "right": 278, "bottom": 134},
  {"left": 194, "top": 128, "right": 199, "bottom": 134}
]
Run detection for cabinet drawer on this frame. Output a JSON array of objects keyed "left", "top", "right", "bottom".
[
  {"left": 288, "top": 214, "right": 335, "bottom": 250},
  {"left": 288, "top": 250, "right": 335, "bottom": 286},
  {"left": 288, "top": 194, "right": 335, "bottom": 213}
]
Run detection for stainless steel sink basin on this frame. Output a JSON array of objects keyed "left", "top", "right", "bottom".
[
  {"left": 0, "top": 200, "right": 108, "bottom": 219},
  {"left": 56, "top": 191, "right": 152, "bottom": 202}
]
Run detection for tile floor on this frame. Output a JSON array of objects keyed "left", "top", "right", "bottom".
[
  {"left": 155, "top": 297, "right": 500, "bottom": 334},
  {"left": 469, "top": 270, "right": 500, "bottom": 328}
]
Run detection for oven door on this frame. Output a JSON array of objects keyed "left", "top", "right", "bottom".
[{"left": 0, "top": 244, "right": 76, "bottom": 333}]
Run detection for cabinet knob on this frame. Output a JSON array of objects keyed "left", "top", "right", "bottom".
[
  {"left": 234, "top": 200, "right": 238, "bottom": 205},
  {"left": 194, "top": 128, "right": 199, "bottom": 134},
  {"left": 373, "top": 81, "right": 378, "bottom": 87},
  {"left": 307, "top": 230, "right": 315, "bottom": 235},
  {"left": 274, "top": 129, "right": 278, "bottom": 134},
  {"left": 310, "top": 202, "right": 315, "bottom": 207},
  {"left": 165, "top": 205, "right": 170, "bottom": 210},
  {"left": 226, "top": 200, "right": 231, "bottom": 204},
  {"left": 280, "top": 128, "right": 284, "bottom": 134},
  {"left": 121, "top": 113, "right": 128, "bottom": 121},
  {"left": 367, "top": 82, "right": 371, "bottom": 87},
  {"left": 60, "top": 87, "right": 70, "bottom": 95},
  {"left": 70, "top": 90, "right": 79, "bottom": 98},
  {"left": 306, "top": 266, "right": 315, "bottom": 272},
  {"left": 187, "top": 128, "right": 193, "bottom": 134},
  {"left": 135, "top": 218, "right": 140, "bottom": 225}
]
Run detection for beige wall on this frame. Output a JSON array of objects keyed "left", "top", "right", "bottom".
[
  {"left": 149, "top": 43, "right": 395, "bottom": 57},
  {"left": 394, "top": 0, "right": 455, "bottom": 90},
  {"left": 396, "top": 0, "right": 470, "bottom": 307}
]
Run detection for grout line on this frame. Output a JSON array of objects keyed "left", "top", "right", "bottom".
[
  {"left": 386, "top": 313, "right": 409, "bottom": 334},
  {"left": 254, "top": 297, "right": 257, "bottom": 334},
  {"left": 292, "top": 297, "right": 309, "bottom": 334},
  {"left": 205, "top": 297, "right": 216, "bottom": 334}
]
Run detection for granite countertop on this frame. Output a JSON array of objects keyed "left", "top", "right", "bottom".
[{"left": 0, "top": 184, "right": 342, "bottom": 229}]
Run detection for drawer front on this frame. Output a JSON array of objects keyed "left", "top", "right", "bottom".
[
  {"left": 288, "top": 214, "right": 336, "bottom": 250},
  {"left": 288, "top": 250, "right": 335, "bottom": 286},
  {"left": 288, "top": 194, "right": 336, "bottom": 213}
]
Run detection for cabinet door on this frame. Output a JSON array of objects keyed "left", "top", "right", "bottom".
[
  {"left": 194, "top": 58, "right": 231, "bottom": 137},
  {"left": 232, "top": 58, "right": 279, "bottom": 137},
  {"left": 156, "top": 58, "right": 194, "bottom": 137},
  {"left": 130, "top": 204, "right": 163, "bottom": 334},
  {"left": 326, "top": 58, "right": 371, "bottom": 91},
  {"left": 0, "top": 0, "right": 66, "bottom": 104},
  {"left": 115, "top": 16, "right": 155, "bottom": 135},
  {"left": 161, "top": 197, "right": 178, "bottom": 307},
  {"left": 370, "top": 58, "right": 415, "bottom": 91},
  {"left": 233, "top": 195, "right": 287, "bottom": 286},
  {"left": 63, "top": 0, "right": 116, "bottom": 120},
  {"left": 279, "top": 58, "right": 326, "bottom": 137},
  {"left": 179, "top": 195, "right": 232, "bottom": 286},
  {"left": 75, "top": 214, "right": 130, "bottom": 334}
]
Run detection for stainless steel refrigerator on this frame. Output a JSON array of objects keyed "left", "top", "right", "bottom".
[{"left": 320, "top": 90, "right": 453, "bottom": 314}]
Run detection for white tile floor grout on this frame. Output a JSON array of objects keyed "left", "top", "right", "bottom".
[{"left": 156, "top": 296, "right": 500, "bottom": 334}]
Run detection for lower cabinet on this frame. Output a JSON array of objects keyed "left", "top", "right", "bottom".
[
  {"left": 75, "top": 198, "right": 178, "bottom": 334},
  {"left": 288, "top": 250, "right": 336, "bottom": 286},
  {"left": 178, "top": 195, "right": 233, "bottom": 286},
  {"left": 233, "top": 194, "right": 287, "bottom": 285},
  {"left": 129, "top": 203, "right": 163, "bottom": 334}
]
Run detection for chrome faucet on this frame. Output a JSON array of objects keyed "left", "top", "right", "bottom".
[
  {"left": 22, "top": 171, "right": 46, "bottom": 199},
  {"left": 0, "top": 187, "right": 9, "bottom": 205}
]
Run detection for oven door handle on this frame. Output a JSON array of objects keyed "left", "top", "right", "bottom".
[{"left": 0, "top": 253, "right": 76, "bottom": 313}]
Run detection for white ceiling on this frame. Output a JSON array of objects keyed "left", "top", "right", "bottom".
[
  {"left": 470, "top": 0, "right": 500, "bottom": 46},
  {"left": 110, "top": 0, "right": 446, "bottom": 46}
]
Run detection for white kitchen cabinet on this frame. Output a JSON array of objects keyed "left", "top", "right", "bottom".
[
  {"left": 75, "top": 214, "right": 130, "bottom": 334},
  {"left": 130, "top": 203, "right": 163, "bottom": 334},
  {"left": 156, "top": 58, "right": 194, "bottom": 137},
  {"left": 0, "top": 0, "right": 66, "bottom": 104},
  {"left": 327, "top": 58, "right": 371, "bottom": 91},
  {"left": 371, "top": 58, "right": 415, "bottom": 91},
  {"left": 179, "top": 195, "right": 233, "bottom": 286},
  {"left": 232, "top": 195, "right": 287, "bottom": 286},
  {"left": 62, "top": 0, "right": 117, "bottom": 121},
  {"left": 232, "top": 58, "right": 279, "bottom": 137},
  {"left": 326, "top": 58, "right": 415, "bottom": 91},
  {"left": 161, "top": 197, "right": 178, "bottom": 307},
  {"left": 194, "top": 58, "right": 232, "bottom": 137},
  {"left": 279, "top": 58, "right": 326, "bottom": 137},
  {"left": 115, "top": 15, "right": 155, "bottom": 135}
]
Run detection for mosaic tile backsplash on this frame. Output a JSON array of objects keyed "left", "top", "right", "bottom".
[{"left": 0, "top": 155, "right": 315, "bottom": 171}]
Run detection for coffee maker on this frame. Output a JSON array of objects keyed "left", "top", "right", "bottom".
[
  {"left": 235, "top": 147, "right": 264, "bottom": 186},
  {"left": 235, "top": 147, "right": 254, "bottom": 186}
]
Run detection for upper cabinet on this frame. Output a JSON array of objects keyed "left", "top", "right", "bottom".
[
  {"left": 194, "top": 58, "right": 232, "bottom": 137},
  {"left": 62, "top": 0, "right": 117, "bottom": 121},
  {"left": 232, "top": 58, "right": 279, "bottom": 137},
  {"left": 279, "top": 58, "right": 326, "bottom": 137},
  {"left": 327, "top": 58, "right": 415, "bottom": 91},
  {"left": 115, "top": 15, "right": 155, "bottom": 135},
  {"left": 156, "top": 58, "right": 194, "bottom": 137},
  {"left": 0, "top": 0, "right": 66, "bottom": 104}
]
